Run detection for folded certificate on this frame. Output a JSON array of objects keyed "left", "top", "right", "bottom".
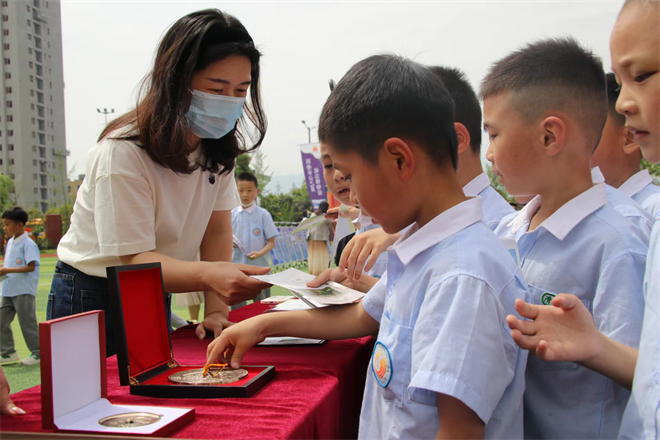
[{"left": 252, "top": 268, "right": 365, "bottom": 306}]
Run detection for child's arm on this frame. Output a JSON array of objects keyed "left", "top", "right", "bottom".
[
  {"left": 0, "top": 261, "right": 36, "bottom": 276},
  {"left": 436, "top": 393, "right": 484, "bottom": 439},
  {"left": 507, "top": 294, "right": 638, "bottom": 389},
  {"left": 338, "top": 228, "right": 400, "bottom": 280},
  {"left": 207, "top": 302, "right": 379, "bottom": 368},
  {"left": 247, "top": 237, "right": 275, "bottom": 260}
]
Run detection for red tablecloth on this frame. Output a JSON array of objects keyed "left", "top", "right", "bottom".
[{"left": 0, "top": 303, "right": 375, "bottom": 439}]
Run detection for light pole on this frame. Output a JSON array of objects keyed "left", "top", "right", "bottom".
[
  {"left": 301, "top": 120, "right": 316, "bottom": 144},
  {"left": 97, "top": 108, "right": 115, "bottom": 125}
]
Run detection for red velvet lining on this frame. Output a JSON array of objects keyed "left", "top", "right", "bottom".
[
  {"left": 141, "top": 366, "right": 266, "bottom": 387},
  {"left": 118, "top": 269, "right": 171, "bottom": 377}
]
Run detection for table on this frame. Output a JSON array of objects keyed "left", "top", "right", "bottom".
[{"left": 1, "top": 303, "right": 375, "bottom": 439}]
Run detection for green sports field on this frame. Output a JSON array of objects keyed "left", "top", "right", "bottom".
[{"left": 2, "top": 255, "right": 297, "bottom": 394}]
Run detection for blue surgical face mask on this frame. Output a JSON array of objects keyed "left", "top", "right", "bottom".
[{"left": 187, "top": 90, "right": 246, "bottom": 139}]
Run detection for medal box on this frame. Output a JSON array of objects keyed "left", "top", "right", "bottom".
[
  {"left": 107, "top": 263, "right": 275, "bottom": 398},
  {"left": 40, "top": 310, "right": 194, "bottom": 436}
]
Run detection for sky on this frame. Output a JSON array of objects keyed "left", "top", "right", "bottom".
[{"left": 59, "top": 0, "right": 624, "bottom": 181}]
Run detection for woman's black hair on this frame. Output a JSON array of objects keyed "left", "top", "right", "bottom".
[
  {"left": 315, "top": 201, "right": 330, "bottom": 215},
  {"left": 100, "top": 9, "right": 267, "bottom": 175}
]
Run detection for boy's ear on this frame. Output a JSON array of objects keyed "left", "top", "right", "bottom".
[
  {"left": 454, "top": 122, "right": 471, "bottom": 155},
  {"left": 382, "top": 137, "right": 415, "bottom": 182},
  {"left": 541, "top": 116, "right": 566, "bottom": 157},
  {"left": 622, "top": 129, "right": 641, "bottom": 155}
]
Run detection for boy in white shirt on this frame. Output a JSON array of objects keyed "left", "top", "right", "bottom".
[
  {"left": 592, "top": 73, "right": 660, "bottom": 220},
  {"left": 208, "top": 54, "right": 530, "bottom": 439},
  {"left": 483, "top": 37, "right": 648, "bottom": 438}
]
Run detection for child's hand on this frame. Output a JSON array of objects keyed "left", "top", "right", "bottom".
[
  {"left": 307, "top": 268, "right": 376, "bottom": 293},
  {"left": 246, "top": 251, "right": 261, "bottom": 260},
  {"left": 506, "top": 294, "right": 602, "bottom": 362},
  {"left": 0, "top": 366, "right": 25, "bottom": 415},
  {"left": 195, "top": 311, "right": 234, "bottom": 340},
  {"left": 202, "top": 263, "right": 272, "bottom": 306},
  {"left": 338, "top": 229, "right": 400, "bottom": 280},
  {"left": 326, "top": 206, "right": 360, "bottom": 221},
  {"left": 206, "top": 318, "right": 266, "bottom": 369}
]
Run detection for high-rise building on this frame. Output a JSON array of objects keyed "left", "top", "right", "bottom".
[{"left": 0, "top": 0, "right": 66, "bottom": 213}]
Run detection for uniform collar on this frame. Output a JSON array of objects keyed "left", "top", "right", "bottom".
[
  {"left": 11, "top": 232, "right": 28, "bottom": 244},
  {"left": 618, "top": 169, "right": 654, "bottom": 198},
  {"left": 238, "top": 203, "right": 257, "bottom": 213},
  {"left": 462, "top": 172, "right": 490, "bottom": 197},
  {"left": 507, "top": 183, "right": 607, "bottom": 240},
  {"left": 591, "top": 167, "right": 605, "bottom": 184},
  {"left": 391, "top": 197, "right": 483, "bottom": 266}
]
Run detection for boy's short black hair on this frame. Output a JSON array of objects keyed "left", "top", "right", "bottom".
[
  {"left": 479, "top": 37, "right": 608, "bottom": 151},
  {"left": 428, "top": 66, "right": 482, "bottom": 154},
  {"left": 605, "top": 73, "right": 626, "bottom": 127},
  {"left": 318, "top": 54, "right": 458, "bottom": 170},
  {"left": 236, "top": 172, "right": 258, "bottom": 188},
  {"left": 2, "top": 206, "right": 28, "bottom": 225}
]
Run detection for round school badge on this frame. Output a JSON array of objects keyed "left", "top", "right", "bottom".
[
  {"left": 371, "top": 342, "right": 393, "bottom": 387},
  {"left": 252, "top": 228, "right": 261, "bottom": 237},
  {"left": 541, "top": 292, "right": 556, "bottom": 305},
  {"left": 15, "top": 258, "right": 22, "bottom": 265}
]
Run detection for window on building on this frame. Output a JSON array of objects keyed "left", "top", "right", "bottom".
[
  {"left": 9, "top": 144, "right": 14, "bottom": 151},
  {"left": 47, "top": 28, "right": 49, "bottom": 35},
  {"left": 3, "top": 58, "right": 9, "bottom": 65},
  {"left": 8, "top": 129, "right": 13, "bottom": 136},
  {"left": 34, "top": 174, "right": 37, "bottom": 180},
  {"left": 1, "top": 2, "right": 7, "bottom": 7},
  {"left": 4, "top": 72, "right": 9, "bottom": 79},
  {"left": 32, "top": 132, "right": 36, "bottom": 138},
  {"left": 33, "top": 159, "right": 37, "bottom": 166},
  {"left": 31, "top": 117, "right": 35, "bottom": 124},
  {"left": 0, "top": 145, "right": 2, "bottom": 151},
  {"left": 9, "top": 173, "right": 14, "bottom": 180},
  {"left": 6, "top": 101, "right": 12, "bottom": 108},
  {"left": 10, "top": 158, "right": 13, "bottom": 165},
  {"left": 27, "top": 5, "right": 30, "bottom": 12},
  {"left": 7, "top": 115, "right": 12, "bottom": 122},
  {"left": 34, "top": 188, "right": 38, "bottom": 194},
  {"left": 5, "top": 87, "right": 10, "bottom": 93},
  {"left": 29, "top": 61, "right": 33, "bottom": 68},
  {"left": 0, "top": 159, "right": 2, "bottom": 165},
  {"left": 3, "top": 44, "right": 9, "bottom": 50},
  {"left": 30, "top": 75, "right": 34, "bottom": 82},
  {"left": 50, "top": 95, "right": 52, "bottom": 102},
  {"left": 50, "top": 109, "right": 52, "bottom": 115},
  {"left": 2, "top": 30, "right": 8, "bottom": 36},
  {"left": 27, "top": 19, "right": 31, "bottom": 26},
  {"left": 28, "top": 48, "right": 32, "bottom": 54},
  {"left": 50, "top": 122, "right": 53, "bottom": 128},
  {"left": 32, "top": 145, "right": 36, "bottom": 152},
  {"left": 31, "top": 103, "right": 35, "bottom": 110},
  {"left": 2, "top": 15, "right": 8, "bottom": 22},
  {"left": 30, "top": 90, "right": 34, "bottom": 96},
  {"left": 28, "top": 33, "right": 32, "bottom": 40},
  {"left": 47, "top": 42, "right": 50, "bottom": 48}
]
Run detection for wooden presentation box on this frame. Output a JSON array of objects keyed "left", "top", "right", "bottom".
[{"left": 106, "top": 263, "right": 275, "bottom": 398}]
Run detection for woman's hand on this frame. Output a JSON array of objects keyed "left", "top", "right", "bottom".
[
  {"left": 206, "top": 317, "right": 268, "bottom": 369},
  {"left": 195, "top": 311, "right": 234, "bottom": 340},
  {"left": 0, "top": 366, "right": 25, "bottom": 416},
  {"left": 338, "top": 229, "right": 399, "bottom": 280},
  {"left": 201, "top": 262, "right": 272, "bottom": 306}
]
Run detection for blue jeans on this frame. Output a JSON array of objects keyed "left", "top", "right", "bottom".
[{"left": 47, "top": 261, "right": 172, "bottom": 357}]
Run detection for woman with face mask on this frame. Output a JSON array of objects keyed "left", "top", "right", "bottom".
[{"left": 48, "top": 9, "right": 272, "bottom": 356}]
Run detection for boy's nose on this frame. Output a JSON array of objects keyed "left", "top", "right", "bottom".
[
  {"left": 349, "top": 190, "right": 359, "bottom": 206},
  {"left": 485, "top": 144, "right": 494, "bottom": 163},
  {"left": 615, "top": 86, "right": 637, "bottom": 117}
]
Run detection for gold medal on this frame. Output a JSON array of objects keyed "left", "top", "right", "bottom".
[
  {"left": 168, "top": 368, "right": 248, "bottom": 385},
  {"left": 98, "top": 412, "right": 162, "bottom": 428}
]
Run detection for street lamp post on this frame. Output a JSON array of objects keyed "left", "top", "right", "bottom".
[
  {"left": 97, "top": 108, "right": 115, "bottom": 125},
  {"left": 301, "top": 120, "right": 316, "bottom": 144}
]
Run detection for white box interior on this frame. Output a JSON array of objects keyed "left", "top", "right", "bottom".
[{"left": 48, "top": 313, "right": 190, "bottom": 435}]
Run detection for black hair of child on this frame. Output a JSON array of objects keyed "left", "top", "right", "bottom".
[
  {"left": 480, "top": 37, "right": 608, "bottom": 152},
  {"left": 318, "top": 54, "right": 458, "bottom": 170},
  {"left": 428, "top": 66, "right": 482, "bottom": 154},
  {"left": 236, "top": 172, "right": 258, "bottom": 188},
  {"left": 2, "top": 206, "right": 28, "bottom": 225},
  {"left": 605, "top": 73, "right": 626, "bottom": 127}
]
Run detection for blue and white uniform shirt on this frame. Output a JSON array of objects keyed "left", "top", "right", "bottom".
[
  {"left": 619, "top": 221, "right": 660, "bottom": 440},
  {"left": 495, "top": 183, "right": 648, "bottom": 439},
  {"left": 462, "top": 172, "right": 515, "bottom": 231},
  {"left": 618, "top": 169, "right": 660, "bottom": 221},
  {"left": 359, "top": 197, "right": 530, "bottom": 439},
  {"left": 231, "top": 204, "right": 279, "bottom": 268},
  {"left": 354, "top": 212, "right": 388, "bottom": 279},
  {"left": 592, "top": 167, "right": 654, "bottom": 243},
  {"left": 1, "top": 232, "right": 40, "bottom": 297}
]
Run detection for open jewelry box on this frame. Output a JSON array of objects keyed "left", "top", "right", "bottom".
[
  {"left": 106, "top": 263, "right": 275, "bottom": 398},
  {"left": 40, "top": 310, "right": 194, "bottom": 436}
]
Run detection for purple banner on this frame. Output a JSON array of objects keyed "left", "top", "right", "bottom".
[{"left": 300, "top": 143, "right": 327, "bottom": 209}]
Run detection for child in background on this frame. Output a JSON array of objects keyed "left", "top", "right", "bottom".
[
  {"left": 209, "top": 54, "right": 530, "bottom": 439},
  {"left": 592, "top": 72, "right": 660, "bottom": 220},
  {"left": 429, "top": 66, "right": 514, "bottom": 230},
  {"left": 483, "top": 37, "right": 648, "bottom": 438},
  {"left": 231, "top": 172, "right": 278, "bottom": 308},
  {"left": 506, "top": 2, "right": 660, "bottom": 438},
  {"left": 0, "top": 207, "right": 40, "bottom": 366},
  {"left": 306, "top": 201, "right": 332, "bottom": 275}
]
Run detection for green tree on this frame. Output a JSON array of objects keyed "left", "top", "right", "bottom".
[
  {"left": 236, "top": 154, "right": 252, "bottom": 175},
  {"left": 641, "top": 159, "right": 660, "bottom": 183},
  {"left": 251, "top": 150, "right": 273, "bottom": 193},
  {"left": 260, "top": 182, "right": 311, "bottom": 222},
  {"left": 0, "top": 174, "right": 15, "bottom": 212},
  {"left": 486, "top": 164, "right": 514, "bottom": 203},
  {"left": 26, "top": 208, "right": 45, "bottom": 221}
]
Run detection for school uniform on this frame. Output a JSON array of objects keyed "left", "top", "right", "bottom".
[
  {"left": 495, "top": 183, "right": 648, "bottom": 439},
  {"left": 618, "top": 222, "right": 660, "bottom": 440},
  {"left": 353, "top": 212, "right": 388, "bottom": 279},
  {"left": 462, "top": 172, "right": 515, "bottom": 231},
  {"left": 231, "top": 203, "right": 279, "bottom": 307},
  {"left": 0, "top": 232, "right": 40, "bottom": 357},
  {"left": 592, "top": 167, "right": 654, "bottom": 243},
  {"left": 359, "top": 197, "right": 529, "bottom": 439},
  {"left": 618, "top": 169, "right": 660, "bottom": 221}
]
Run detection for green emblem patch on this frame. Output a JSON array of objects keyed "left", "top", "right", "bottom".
[{"left": 541, "top": 293, "right": 556, "bottom": 305}]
